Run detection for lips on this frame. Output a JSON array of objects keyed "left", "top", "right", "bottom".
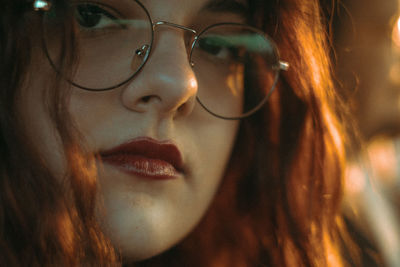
[{"left": 100, "top": 137, "right": 184, "bottom": 180}]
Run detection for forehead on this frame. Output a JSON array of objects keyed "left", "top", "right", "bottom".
[
  {"left": 139, "top": 0, "right": 248, "bottom": 21},
  {"left": 204, "top": 0, "right": 248, "bottom": 15}
]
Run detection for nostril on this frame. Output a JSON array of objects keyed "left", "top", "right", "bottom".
[
  {"left": 177, "top": 103, "right": 186, "bottom": 113},
  {"left": 135, "top": 95, "right": 162, "bottom": 107}
]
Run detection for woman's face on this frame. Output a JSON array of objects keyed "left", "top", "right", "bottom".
[{"left": 20, "top": 0, "right": 245, "bottom": 261}]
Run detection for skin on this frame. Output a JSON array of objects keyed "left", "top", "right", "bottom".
[{"left": 19, "top": 0, "right": 244, "bottom": 262}]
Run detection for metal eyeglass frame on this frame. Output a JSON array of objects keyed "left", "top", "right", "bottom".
[{"left": 33, "top": 0, "right": 290, "bottom": 120}]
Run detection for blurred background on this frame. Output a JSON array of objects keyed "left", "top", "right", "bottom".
[{"left": 329, "top": 0, "right": 400, "bottom": 266}]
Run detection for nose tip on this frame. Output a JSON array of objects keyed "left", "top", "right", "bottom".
[
  {"left": 173, "top": 76, "right": 198, "bottom": 116},
  {"left": 127, "top": 74, "right": 197, "bottom": 117}
]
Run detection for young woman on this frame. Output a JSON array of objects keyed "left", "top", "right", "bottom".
[{"left": 0, "top": 0, "right": 347, "bottom": 266}]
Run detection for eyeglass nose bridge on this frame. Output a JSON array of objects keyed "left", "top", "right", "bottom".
[
  {"left": 153, "top": 21, "right": 197, "bottom": 35},
  {"left": 151, "top": 21, "right": 198, "bottom": 67},
  {"left": 133, "top": 21, "right": 198, "bottom": 70},
  {"left": 149, "top": 21, "right": 199, "bottom": 66}
]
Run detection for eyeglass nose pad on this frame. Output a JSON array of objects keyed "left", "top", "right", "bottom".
[
  {"left": 135, "top": 44, "right": 150, "bottom": 57},
  {"left": 131, "top": 44, "right": 150, "bottom": 70}
]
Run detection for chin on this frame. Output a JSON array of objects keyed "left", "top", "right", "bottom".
[
  {"left": 119, "top": 242, "right": 172, "bottom": 263},
  {"left": 107, "top": 217, "right": 189, "bottom": 263},
  {"left": 97, "top": 195, "right": 198, "bottom": 263}
]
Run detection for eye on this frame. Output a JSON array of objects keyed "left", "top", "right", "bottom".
[
  {"left": 74, "top": 2, "right": 121, "bottom": 30},
  {"left": 197, "top": 36, "right": 238, "bottom": 60}
]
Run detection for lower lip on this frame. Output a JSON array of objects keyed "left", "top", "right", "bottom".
[{"left": 101, "top": 154, "right": 181, "bottom": 180}]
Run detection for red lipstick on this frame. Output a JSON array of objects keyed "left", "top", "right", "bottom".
[{"left": 100, "top": 137, "right": 183, "bottom": 180}]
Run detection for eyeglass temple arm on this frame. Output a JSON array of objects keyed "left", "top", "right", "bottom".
[
  {"left": 32, "top": 0, "right": 51, "bottom": 11},
  {"left": 279, "top": 61, "right": 289, "bottom": 71}
]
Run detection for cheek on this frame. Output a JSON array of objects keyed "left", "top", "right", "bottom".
[
  {"left": 195, "top": 66, "right": 244, "bottom": 118},
  {"left": 179, "top": 114, "right": 240, "bottom": 214},
  {"left": 192, "top": 118, "right": 239, "bottom": 179}
]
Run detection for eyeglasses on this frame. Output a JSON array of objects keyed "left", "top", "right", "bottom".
[{"left": 33, "top": 0, "right": 289, "bottom": 120}]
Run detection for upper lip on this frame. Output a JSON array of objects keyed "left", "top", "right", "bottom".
[{"left": 100, "top": 137, "right": 184, "bottom": 172}]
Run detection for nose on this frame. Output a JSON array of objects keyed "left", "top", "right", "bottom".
[{"left": 121, "top": 29, "right": 198, "bottom": 119}]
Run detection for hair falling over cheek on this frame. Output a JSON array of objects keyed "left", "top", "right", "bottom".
[
  {"left": 0, "top": 7, "right": 118, "bottom": 264},
  {"left": 43, "top": 61, "right": 120, "bottom": 265}
]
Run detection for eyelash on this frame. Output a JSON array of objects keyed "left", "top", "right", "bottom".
[{"left": 72, "top": 2, "right": 126, "bottom": 37}]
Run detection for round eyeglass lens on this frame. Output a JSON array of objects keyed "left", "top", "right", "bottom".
[
  {"left": 43, "top": 0, "right": 153, "bottom": 90},
  {"left": 190, "top": 24, "right": 280, "bottom": 119}
]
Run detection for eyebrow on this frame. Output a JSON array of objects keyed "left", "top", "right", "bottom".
[{"left": 202, "top": 0, "right": 249, "bottom": 17}]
